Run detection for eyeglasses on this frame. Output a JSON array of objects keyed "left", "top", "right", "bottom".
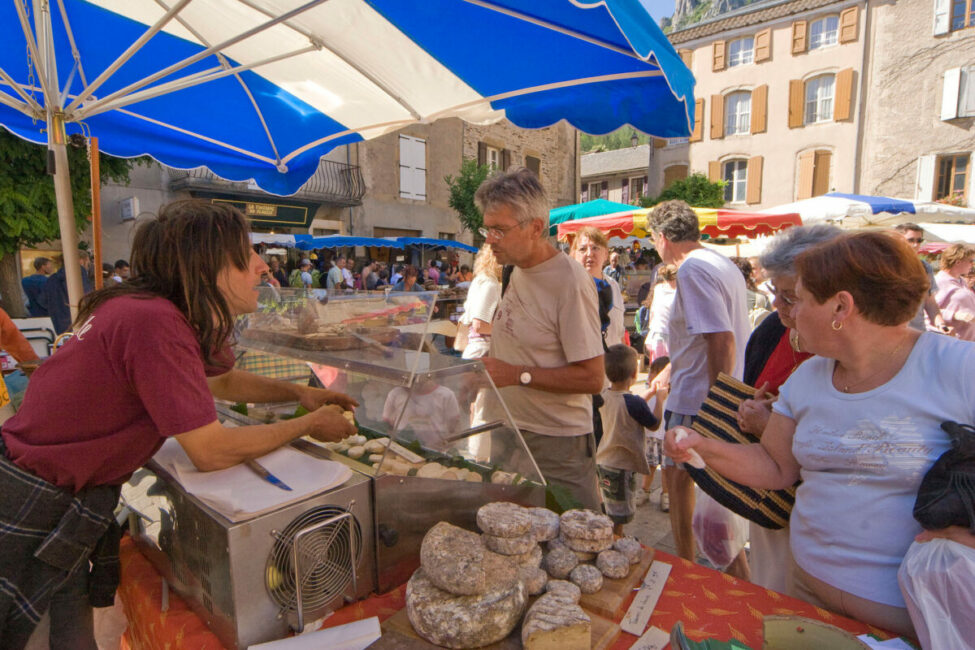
[
  {"left": 478, "top": 221, "right": 527, "bottom": 240},
  {"left": 906, "top": 238, "right": 924, "bottom": 244},
  {"left": 768, "top": 283, "right": 797, "bottom": 306}
]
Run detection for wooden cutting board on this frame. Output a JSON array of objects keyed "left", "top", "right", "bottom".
[
  {"left": 579, "top": 547, "right": 655, "bottom": 620},
  {"left": 375, "top": 601, "right": 620, "bottom": 649}
]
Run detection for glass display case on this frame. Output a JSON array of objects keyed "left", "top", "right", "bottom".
[{"left": 236, "top": 288, "right": 547, "bottom": 590}]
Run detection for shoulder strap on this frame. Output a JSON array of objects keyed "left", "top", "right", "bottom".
[{"left": 501, "top": 264, "right": 515, "bottom": 297}]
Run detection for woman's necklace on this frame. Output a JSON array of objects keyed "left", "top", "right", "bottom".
[{"left": 834, "top": 333, "right": 913, "bottom": 393}]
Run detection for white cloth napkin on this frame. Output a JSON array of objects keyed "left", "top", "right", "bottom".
[{"left": 152, "top": 437, "right": 353, "bottom": 522}]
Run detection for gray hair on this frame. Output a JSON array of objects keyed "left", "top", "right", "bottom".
[
  {"left": 759, "top": 224, "right": 843, "bottom": 276},
  {"left": 648, "top": 200, "right": 699, "bottom": 243},
  {"left": 474, "top": 167, "right": 549, "bottom": 228}
]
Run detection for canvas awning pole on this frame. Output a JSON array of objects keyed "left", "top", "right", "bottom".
[{"left": 90, "top": 137, "right": 103, "bottom": 289}]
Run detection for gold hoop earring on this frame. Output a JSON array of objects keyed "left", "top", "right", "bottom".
[{"left": 831, "top": 320, "right": 842, "bottom": 331}]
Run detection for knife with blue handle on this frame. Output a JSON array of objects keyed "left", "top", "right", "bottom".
[{"left": 244, "top": 459, "right": 293, "bottom": 491}]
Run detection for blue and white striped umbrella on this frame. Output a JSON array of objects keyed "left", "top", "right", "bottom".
[{"left": 0, "top": 0, "right": 695, "bottom": 196}]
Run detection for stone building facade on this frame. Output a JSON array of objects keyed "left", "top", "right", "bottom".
[
  {"left": 579, "top": 141, "right": 690, "bottom": 206},
  {"left": 669, "top": 0, "right": 867, "bottom": 209}
]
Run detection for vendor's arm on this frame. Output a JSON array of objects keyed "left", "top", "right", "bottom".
[
  {"left": 923, "top": 295, "right": 949, "bottom": 332},
  {"left": 0, "top": 307, "right": 41, "bottom": 364},
  {"left": 207, "top": 368, "right": 358, "bottom": 411},
  {"left": 176, "top": 403, "right": 355, "bottom": 471},
  {"left": 481, "top": 355, "right": 604, "bottom": 394},
  {"left": 663, "top": 411, "right": 800, "bottom": 490}
]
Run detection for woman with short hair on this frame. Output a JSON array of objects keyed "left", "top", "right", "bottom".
[
  {"left": 0, "top": 200, "right": 357, "bottom": 648},
  {"left": 570, "top": 226, "right": 625, "bottom": 347},
  {"left": 935, "top": 243, "right": 975, "bottom": 340},
  {"left": 667, "top": 231, "right": 975, "bottom": 637}
]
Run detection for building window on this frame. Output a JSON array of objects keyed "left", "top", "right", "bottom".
[
  {"left": 587, "top": 181, "right": 607, "bottom": 200},
  {"left": 526, "top": 155, "right": 541, "bottom": 177},
  {"left": 399, "top": 135, "right": 426, "bottom": 200},
  {"left": 667, "top": 137, "right": 690, "bottom": 146},
  {"left": 438, "top": 232, "right": 456, "bottom": 241},
  {"left": 728, "top": 37, "right": 754, "bottom": 67},
  {"left": 723, "top": 159, "right": 748, "bottom": 203},
  {"left": 937, "top": 154, "right": 970, "bottom": 202},
  {"left": 951, "top": 0, "right": 975, "bottom": 31},
  {"left": 804, "top": 74, "right": 835, "bottom": 124},
  {"left": 809, "top": 16, "right": 839, "bottom": 49},
  {"left": 629, "top": 176, "right": 646, "bottom": 202},
  {"left": 724, "top": 91, "right": 752, "bottom": 136},
  {"left": 485, "top": 146, "right": 502, "bottom": 170}
]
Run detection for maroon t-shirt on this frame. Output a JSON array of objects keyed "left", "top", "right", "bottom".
[{"left": 1, "top": 295, "right": 232, "bottom": 492}]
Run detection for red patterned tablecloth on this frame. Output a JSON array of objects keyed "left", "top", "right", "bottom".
[{"left": 118, "top": 536, "right": 894, "bottom": 649}]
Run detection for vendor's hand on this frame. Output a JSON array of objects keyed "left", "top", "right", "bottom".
[
  {"left": 663, "top": 425, "right": 704, "bottom": 464},
  {"left": 648, "top": 363, "right": 671, "bottom": 393},
  {"left": 297, "top": 387, "right": 359, "bottom": 413},
  {"left": 480, "top": 356, "right": 519, "bottom": 388},
  {"left": 915, "top": 526, "right": 975, "bottom": 549},
  {"left": 306, "top": 403, "right": 357, "bottom": 443}
]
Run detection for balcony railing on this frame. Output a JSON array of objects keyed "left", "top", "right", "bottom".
[{"left": 168, "top": 158, "right": 365, "bottom": 206}]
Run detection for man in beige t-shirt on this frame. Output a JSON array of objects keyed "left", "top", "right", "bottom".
[{"left": 475, "top": 168, "right": 605, "bottom": 510}]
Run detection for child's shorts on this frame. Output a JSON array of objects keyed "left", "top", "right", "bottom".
[{"left": 597, "top": 465, "right": 637, "bottom": 525}]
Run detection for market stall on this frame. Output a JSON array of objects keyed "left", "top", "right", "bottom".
[{"left": 760, "top": 192, "right": 975, "bottom": 228}]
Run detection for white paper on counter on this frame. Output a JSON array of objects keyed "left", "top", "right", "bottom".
[
  {"left": 152, "top": 437, "right": 352, "bottom": 522},
  {"left": 247, "top": 616, "right": 381, "bottom": 650}
]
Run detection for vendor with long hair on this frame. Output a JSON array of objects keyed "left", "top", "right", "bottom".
[{"left": 0, "top": 200, "right": 357, "bottom": 649}]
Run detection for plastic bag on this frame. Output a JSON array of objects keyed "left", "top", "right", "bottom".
[
  {"left": 898, "top": 539, "right": 975, "bottom": 650},
  {"left": 692, "top": 488, "right": 749, "bottom": 570}
]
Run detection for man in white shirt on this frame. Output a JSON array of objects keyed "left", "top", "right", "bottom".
[
  {"left": 649, "top": 200, "right": 751, "bottom": 573},
  {"left": 475, "top": 168, "right": 605, "bottom": 510},
  {"left": 326, "top": 257, "right": 345, "bottom": 290}
]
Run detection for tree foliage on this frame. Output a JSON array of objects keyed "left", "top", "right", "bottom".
[
  {"left": 580, "top": 127, "right": 650, "bottom": 154},
  {"left": 0, "top": 128, "right": 139, "bottom": 256},
  {"left": 444, "top": 158, "right": 492, "bottom": 234},
  {"left": 639, "top": 173, "right": 725, "bottom": 209}
]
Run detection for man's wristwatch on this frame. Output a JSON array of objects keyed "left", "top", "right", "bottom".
[{"left": 518, "top": 367, "right": 533, "bottom": 386}]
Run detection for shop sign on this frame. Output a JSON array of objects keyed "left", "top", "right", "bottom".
[{"left": 212, "top": 198, "right": 312, "bottom": 228}]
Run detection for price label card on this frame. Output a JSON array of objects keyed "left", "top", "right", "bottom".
[
  {"left": 621, "top": 560, "right": 672, "bottom": 636},
  {"left": 630, "top": 626, "right": 670, "bottom": 650}
]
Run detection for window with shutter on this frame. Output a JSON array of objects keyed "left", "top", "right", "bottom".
[
  {"left": 934, "top": 0, "right": 951, "bottom": 34},
  {"left": 708, "top": 160, "right": 721, "bottom": 183},
  {"left": 621, "top": 178, "right": 630, "bottom": 204},
  {"left": 526, "top": 155, "right": 541, "bottom": 177},
  {"left": 936, "top": 154, "right": 971, "bottom": 202},
  {"left": 501, "top": 149, "right": 511, "bottom": 171},
  {"left": 751, "top": 85, "right": 768, "bottom": 134},
  {"left": 839, "top": 6, "right": 859, "bottom": 43},
  {"left": 805, "top": 75, "right": 835, "bottom": 123},
  {"left": 712, "top": 40, "right": 726, "bottom": 71},
  {"left": 728, "top": 37, "right": 754, "bottom": 67},
  {"left": 812, "top": 151, "right": 832, "bottom": 196},
  {"left": 663, "top": 165, "right": 689, "bottom": 190},
  {"left": 755, "top": 29, "right": 772, "bottom": 62},
  {"left": 809, "top": 16, "right": 839, "bottom": 49},
  {"left": 725, "top": 91, "right": 752, "bottom": 136},
  {"left": 788, "top": 79, "right": 805, "bottom": 128},
  {"left": 915, "top": 155, "right": 937, "bottom": 201},
  {"left": 630, "top": 176, "right": 646, "bottom": 203},
  {"left": 710, "top": 94, "right": 725, "bottom": 139},
  {"left": 678, "top": 49, "right": 693, "bottom": 67},
  {"left": 944, "top": 68, "right": 975, "bottom": 120},
  {"left": 690, "top": 99, "right": 705, "bottom": 142},
  {"left": 399, "top": 135, "right": 427, "bottom": 200},
  {"left": 723, "top": 159, "right": 749, "bottom": 203},
  {"left": 792, "top": 20, "right": 808, "bottom": 54}
]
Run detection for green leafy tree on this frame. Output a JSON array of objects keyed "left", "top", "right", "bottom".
[
  {"left": 444, "top": 158, "right": 492, "bottom": 236},
  {"left": 639, "top": 173, "right": 726, "bottom": 209},
  {"left": 0, "top": 128, "right": 140, "bottom": 316}
]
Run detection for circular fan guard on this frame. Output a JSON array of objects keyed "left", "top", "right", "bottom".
[{"left": 265, "top": 505, "right": 362, "bottom": 612}]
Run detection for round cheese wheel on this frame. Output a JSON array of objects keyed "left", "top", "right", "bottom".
[
  {"left": 528, "top": 507, "right": 560, "bottom": 542},
  {"left": 596, "top": 549, "right": 630, "bottom": 579},
  {"left": 543, "top": 547, "right": 579, "bottom": 580},
  {"left": 483, "top": 532, "right": 536, "bottom": 556},
  {"left": 519, "top": 565, "right": 548, "bottom": 596},
  {"left": 476, "top": 502, "right": 531, "bottom": 538},
  {"left": 614, "top": 537, "right": 643, "bottom": 564},
  {"left": 560, "top": 509, "right": 613, "bottom": 541},
  {"left": 560, "top": 533, "right": 613, "bottom": 554},
  {"left": 569, "top": 564, "right": 603, "bottom": 594},
  {"left": 544, "top": 579, "right": 582, "bottom": 603}
]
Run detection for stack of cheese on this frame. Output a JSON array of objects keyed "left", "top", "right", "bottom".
[
  {"left": 543, "top": 509, "right": 643, "bottom": 594},
  {"left": 476, "top": 502, "right": 560, "bottom": 597},
  {"left": 406, "top": 522, "right": 526, "bottom": 648}
]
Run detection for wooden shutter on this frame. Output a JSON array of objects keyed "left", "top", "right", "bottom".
[
  {"left": 690, "top": 99, "right": 705, "bottom": 142},
  {"left": 746, "top": 156, "right": 763, "bottom": 204},
  {"left": 751, "top": 85, "right": 768, "bottom": 134},
  {"left": 834, "top": 68, "right": 855, "bottom": 121},
  {"left": 601, "top": 181, "right": 608, "bottom": 199},
  {"left": 653, "top": 137, "right": 668, "bottom": 149},
  {"left": 934, "top": 0, "right": 951, "bottom": 35},
  {"left": 788, "top": 79, "right": 805, "bottom": 128},
  {"left": 812, "top": 151, "right": 832, "bottom": 196},
  {"left": 501, "top": 149, "right": 511, "bottom": 170},
  {"left": 708, "top": 160, "right": 721, "bottom": 182},
  {"left": 663, "top": 165, "right": 689, "bottom": 189},
  {"left": 710, "top": 93, "right": 725, "bottom": 140},
  {"left": 839, "top": 6, "right": 859, "bottom": 43},
  {"left": 581, "top": 185, "right": 589, "bottom": 202},
  {"left": 621, "top": 178, "right": 630, "bottom": 204},
  {"left": 477, "top": 142, "right": 487, "bottom": 166},
  {"left": 915, "top": 155, "right": 937, "bottom": 201},
  {"left": 942, "top": 68, "right": 961, "bottom": 120},
  {"left": 712, "top": 40, "right": 726, "bottom": 71},
  {"left": 754, "top": 28, "right": 772, "bottom": 63},
  {"left": 792, "top": 20, "right": 807, "bottom": 55},
  {"left": 797, "top": 151, "right": 816, "bottom": 200},
  {"left": 678, "top": 49, "right": 693, "bottom": 67}
]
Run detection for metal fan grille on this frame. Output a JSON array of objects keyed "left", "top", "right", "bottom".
[{"left": 265, "top": 505, "right": 362, "bottom": 612}]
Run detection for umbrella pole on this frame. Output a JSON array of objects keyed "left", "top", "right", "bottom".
[
  {"left": 50, "top": 115, "right": 85, "bottom": 323},
  {"left": 90, "top": 137, "right": 103, "bottom": 290}
]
